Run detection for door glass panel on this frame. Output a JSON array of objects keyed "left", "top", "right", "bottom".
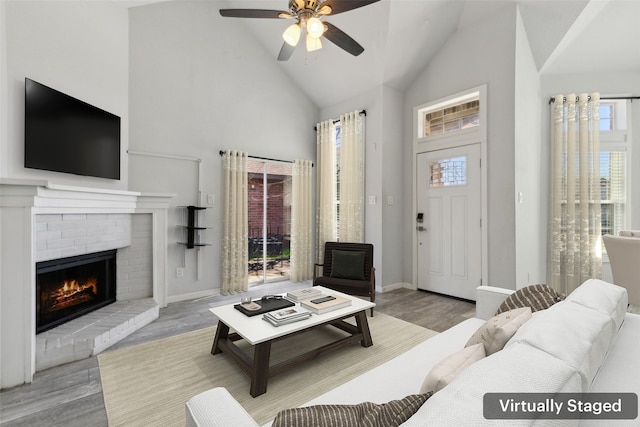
[
  {"left": 429, "top": 156, "right": 467, "bottom": 187},
  {"left": 247, "top": 160, "right": 292, "bottom": 284}
]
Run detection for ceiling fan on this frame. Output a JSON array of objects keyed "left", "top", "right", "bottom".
[{"left": 219, "top": 0, "right": 380, "bottom": 61}]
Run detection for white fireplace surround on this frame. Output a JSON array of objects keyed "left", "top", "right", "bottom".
[{"left": 0, "top": 179, "right": 173, "bottom": 389}]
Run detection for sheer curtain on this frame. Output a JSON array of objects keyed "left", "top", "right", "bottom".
[
  {"left": 290, "top": 159, "right": 313, "bottom": 281},
  {"left": 547, "top": 93, "right": 602, "bottom": 295},
  {"left": 339, "top": 111, "right": 365, "bottom": 242},
  {"left": 316, "top": 119, "right": 337, "bottom": 262},
  {"left": 221, "top": 150, "right": 248, "bottom": 294}
]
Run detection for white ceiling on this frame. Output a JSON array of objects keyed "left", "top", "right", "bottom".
[{"left": 136, "top": 0, "right": 640, "bottom": 108}]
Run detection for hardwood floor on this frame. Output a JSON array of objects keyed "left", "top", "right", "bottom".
[{"left": 0, "top": 282, "right": 475, "bottom": 426}]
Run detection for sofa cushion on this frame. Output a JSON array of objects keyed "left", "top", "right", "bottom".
[
  {"left": 506, "top": 300, "right": 613, "bottom": 390},
  {"left": 272, "top": 393, "right": 432, "bottom": 427},
  {"left": 564, "top": 278, "right": 628, "bottom": 334},
  {"left": 330, "top": 250, "right": 366, "bottom": 280},
  {"left": 419, "top": 343, "right": 485, "bottom": 393},
  {"left": 495, "top": 284, "right": 565, "bottom": 315},
  {"left": 405, "top": 342, "right": 583, "bottom": 426},
  {"left": 465, "top": 307, "right": 531, "bottom": 355}
]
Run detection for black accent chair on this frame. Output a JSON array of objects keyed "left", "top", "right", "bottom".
[{"left": 313, "top": 242, "right": 375, "bottom": 316}]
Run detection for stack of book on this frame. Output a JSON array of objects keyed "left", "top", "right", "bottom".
[
  {"left": 262, "top": 307, "right": 312, "bottom": 327},
  {"left": 285, "top": 287, "right": 324, "bottom": 302},
  {"left": 300, "top": 294, "right": 352, "bottom": 314}
]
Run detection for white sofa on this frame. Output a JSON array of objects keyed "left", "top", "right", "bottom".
[{"left": 186, "top": 280, "right": 640, "bottom": 426}]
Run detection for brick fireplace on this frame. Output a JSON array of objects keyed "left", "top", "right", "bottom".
[{"left": 0, "top": 179, "right": 172, "bottom": 389}]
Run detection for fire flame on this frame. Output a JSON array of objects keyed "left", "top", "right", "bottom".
[{"left": 55, "top": 278, "right": 97, "bottom": 297}]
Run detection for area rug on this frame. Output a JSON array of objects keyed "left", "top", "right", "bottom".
[{"left": 98, "top": 313, "right": 438, "bottom": 426}]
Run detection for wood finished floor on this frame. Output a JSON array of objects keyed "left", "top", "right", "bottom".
[{"left": 0, "top": 283, "right": 475, "bottom": 426}]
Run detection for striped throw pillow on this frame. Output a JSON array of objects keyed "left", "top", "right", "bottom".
[
  {"left": 272, "top": 393, "right": 433, "bottom": 427},
  {"left": 495, "top": 284, "right": 565, "bottom": 315}
]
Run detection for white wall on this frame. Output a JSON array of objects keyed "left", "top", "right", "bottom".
[
  {"left": 380, "top": 85, "right": 405, "bottom": 287},
  {"left": 0, "top": 2, "right": 5, "bottom": 382},
  {"left": 1, "top": 1, "right": 7, "bottom": 180},
  {"left": 404, "top": 5, "right": 518, "bottom": 289},
  {"left": 514, "top": 7, "right": 544, "bottom": 288},
  {"left": 128, "top": 1, "right": 318, "bottom": 300},
  {"left": 1, "top": 1, "right": 130, "bottom": 190}
]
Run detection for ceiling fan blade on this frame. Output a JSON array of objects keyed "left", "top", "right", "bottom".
[
  {"left": 277, "top": 42, "right": 296, "bottom": 61},
  {"left": 320, "top": 0, "right": 380, "bottom": 16},
  {"left": 323, "top": 22, "right": 364, "bottom": 56},
  {"left": 219, "top": 9, "right": 290, "bottom": 19}
]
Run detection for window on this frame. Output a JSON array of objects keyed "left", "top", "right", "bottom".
[
  {"left": 417, "top": 91, "right": 480, "bottom": 139},
  {"left": 600, "top": 151, "right": 625, "bottom": 236},
  {"left": 599, "top": 100, "right": 630, "bottom": 251},
  {"left": 424, "top": 100, "right": 479, "bottom": 137},
  {"left": 599, "top": 100, "right": 627, "bottom": 132},
  {"left": 247, "top": 160, "right": 292, "bottom": 284}
]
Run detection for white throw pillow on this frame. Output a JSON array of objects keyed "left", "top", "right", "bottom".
[
  {"left": 419, "top": 343, "right": 485, "bottom": 393},
  {"left": 465, "top": 307, "right": 531, "bottom": 355}
]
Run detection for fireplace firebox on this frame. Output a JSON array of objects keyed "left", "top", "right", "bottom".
[{"left": 36, "top": 250, "right": 117, "bottom": 333}]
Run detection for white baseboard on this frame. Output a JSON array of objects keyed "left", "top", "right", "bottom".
[
  {"left": 167, "top": 289, "right": 219, "bottom": 304},
  {"left": 380, "top": 282, "right": 417, "bottom": 293}
]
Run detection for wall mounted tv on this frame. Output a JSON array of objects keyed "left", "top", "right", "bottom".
[{"left": 24, "top": 78, "right": 121, "bottom": 180}]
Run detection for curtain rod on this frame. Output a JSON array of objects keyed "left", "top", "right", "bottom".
[
  {"left": 548, "top": 95, "right": 640, "bottom": 104},
  {"left": 218, "top": 150, "right": 313, "bottom": 167},
  {"left": 314, "top": 109, "right": 366, "bottom": 131}
]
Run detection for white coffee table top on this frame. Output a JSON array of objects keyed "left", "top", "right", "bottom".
[{"left": 209, "top": 286, "right": 375, "bottom": 345}]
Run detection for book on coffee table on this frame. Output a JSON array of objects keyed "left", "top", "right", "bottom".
[
  {"left": 285, "top": 287, "right": 323, "bottom": 302},
  {"left": 263, "top": 306, "right": 312, "bottom": 326},
  {"left": 300, "top": 294, "right": 352, "bottom": 314}
]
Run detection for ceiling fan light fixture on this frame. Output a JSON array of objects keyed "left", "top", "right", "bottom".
[
  {"left": 306, "top": 16, "right": 324, "bottom": 38},
  {"left": 317, "top": 4, "right": 332, "bottom": 15},
  {"left": 306, "top": 33, "right": 322, "bottom": 52},
  {"left": 283, "top": 23, "right": 301, "bottom": 46}
]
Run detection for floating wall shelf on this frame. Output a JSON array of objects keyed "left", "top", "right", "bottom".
[{"left": 179, "top": 205, "right": 210, "bottom": 249}]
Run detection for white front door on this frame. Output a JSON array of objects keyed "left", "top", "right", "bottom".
[{"left": 416, "top": 144, "right": 482, "bottom": 300}]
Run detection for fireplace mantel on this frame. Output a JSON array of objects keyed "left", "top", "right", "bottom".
[{"left": 0, "top": 179, "right": 173, "bottom": 389}]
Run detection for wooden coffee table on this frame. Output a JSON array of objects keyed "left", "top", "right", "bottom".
[{"left": 209, "top": 287, "right": 375, "bottom": 397}]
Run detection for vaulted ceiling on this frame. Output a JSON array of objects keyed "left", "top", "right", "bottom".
[{"left": 135, "top": 0, "right": 640, "bottom": 108}]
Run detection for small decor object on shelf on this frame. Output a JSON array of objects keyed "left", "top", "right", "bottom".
[
  {"left": 301, "top": 294, "right": 352, "bottom": 314},
  {"left": 286, "top": 287, "right": 324, "bottom": 302},
  {"left": 239, "top": 297, "right": 261, "bottom": 312},
  {"left": 262, "top": 307, "right": 312, "bottom": 326}
]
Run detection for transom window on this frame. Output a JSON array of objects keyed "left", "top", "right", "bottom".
[
  {"left": 418, "top": 92, "right": 480, "bottom": 139},
  {"left": 599, "top": 100, "right": 627, "bottom": 131},
  {"left": 424, "top": 100, "right": 479, "bottom": 137}
]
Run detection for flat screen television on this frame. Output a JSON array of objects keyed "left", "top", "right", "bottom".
[{"left": 24, "top": 78, "right": 121, "bottom": 180}]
